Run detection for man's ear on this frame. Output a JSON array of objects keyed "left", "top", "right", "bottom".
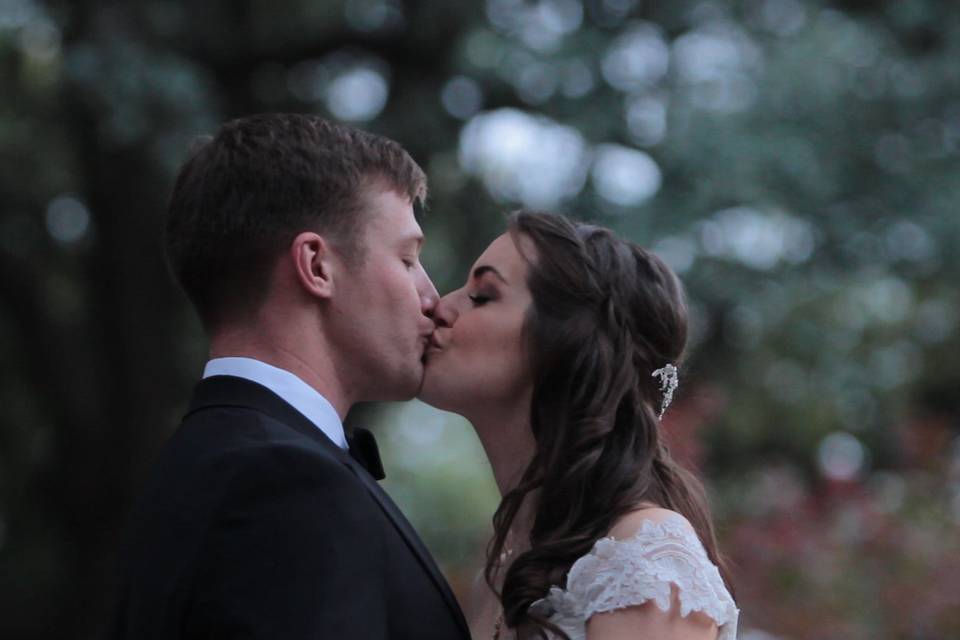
[{"left": 290, "top": 231, "right": 336, "bottom": 299}]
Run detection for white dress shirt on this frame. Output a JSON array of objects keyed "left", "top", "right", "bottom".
[{"left": 202, "top": 356, "right": 348, "bottom": 450}]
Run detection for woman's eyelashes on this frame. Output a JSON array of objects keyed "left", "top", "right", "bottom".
[{"left": 468, "top": 292, "right": 493, "bottom": 306}]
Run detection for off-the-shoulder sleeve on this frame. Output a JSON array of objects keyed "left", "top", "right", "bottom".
[{"left": 555, "top": 514, "right": 739, "bottom": 640}]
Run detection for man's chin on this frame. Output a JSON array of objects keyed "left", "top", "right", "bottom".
[
  {"left": 359, "top": 364, "right": 423, "bottom": 403},
  {"left": 414, "top": 364, "right": 439, "bottom": 405},
  {"left": 398, "top": 359, "right": 430, "bottom": 400},
  {"left": 392, "top": 372, "right": 425, "bottom": 403}
]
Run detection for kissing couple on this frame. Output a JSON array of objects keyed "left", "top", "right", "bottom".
[{"left": 112, "top": 114, "right": 738, "bottom": 640}]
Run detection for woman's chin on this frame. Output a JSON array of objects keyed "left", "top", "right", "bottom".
[{"left": 417, "top": 366, "right": 459, "bottom": 413}]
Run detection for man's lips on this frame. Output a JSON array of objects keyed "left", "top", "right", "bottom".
[{"left": 419, "top": 334, "right": 441, "bottom": 365}]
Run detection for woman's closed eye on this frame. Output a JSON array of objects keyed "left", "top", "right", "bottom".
[{"left": 468, "top": 293, "right": 492, "bottom": 306}]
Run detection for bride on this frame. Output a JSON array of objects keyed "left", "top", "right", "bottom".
[{"left": 419, "top": 211, "right": 739, "bottom": 640}]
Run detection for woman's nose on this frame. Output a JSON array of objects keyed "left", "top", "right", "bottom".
[{"left": 432, "top": 292, "right": 460, "bottom": 329}]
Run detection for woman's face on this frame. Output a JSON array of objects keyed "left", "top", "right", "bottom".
[{"left": 419, "top": 232, "right": 535, "bottom": 417}]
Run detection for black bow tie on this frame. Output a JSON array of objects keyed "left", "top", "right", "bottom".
[{"left": 347, "top": 427, "right": 385, "bottom": 481}]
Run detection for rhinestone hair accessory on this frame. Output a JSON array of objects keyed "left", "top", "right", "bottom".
[{"left": 651, "top": 363, "right": 679, "bottom": 419}]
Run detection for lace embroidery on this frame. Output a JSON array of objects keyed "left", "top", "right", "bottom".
[{"left": 533, "top": 513, "right": 739, "bottom": 640}]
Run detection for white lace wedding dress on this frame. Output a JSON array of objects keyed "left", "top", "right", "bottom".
[{"left": 529, "top": 513, "right": 739, "bottom": 640}]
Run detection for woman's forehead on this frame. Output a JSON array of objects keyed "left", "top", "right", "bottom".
[{"left": 473, "top": 233, "right": 536, "bottom": 278}]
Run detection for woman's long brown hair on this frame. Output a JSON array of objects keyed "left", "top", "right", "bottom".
[{"left": 485, "top": 211, "right": 734, "bottom": 639}]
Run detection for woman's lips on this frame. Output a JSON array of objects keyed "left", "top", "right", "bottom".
[{"left": 422, "top": 335, "right": 444, "bottom": 363}]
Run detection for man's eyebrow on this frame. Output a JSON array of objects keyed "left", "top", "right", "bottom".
[
  {"left": 400, "top": 233, "right": 423, "bottom": 249},
  {"left": 472, "top": 265, "right": 508, "bottom": 284}
]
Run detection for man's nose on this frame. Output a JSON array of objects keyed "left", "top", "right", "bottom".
[{"left": 419, "top": 266, "right": 440, "bottom": 317}]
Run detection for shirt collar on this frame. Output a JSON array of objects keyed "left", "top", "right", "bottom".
[{"left": 202, "top": 356, "right": 347, "bottom": 450}]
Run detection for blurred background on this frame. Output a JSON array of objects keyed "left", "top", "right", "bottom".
[{"left": 1, "top": 0, "right": 959, "bottom": 638}]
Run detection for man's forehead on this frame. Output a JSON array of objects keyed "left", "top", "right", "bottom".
[{"left": 363, "top": 188, "right": 414, "bottom": 221}]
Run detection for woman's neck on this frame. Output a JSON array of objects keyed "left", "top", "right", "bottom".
[{"left": 469, "top": 403, "right": 535, "bottom": 499}]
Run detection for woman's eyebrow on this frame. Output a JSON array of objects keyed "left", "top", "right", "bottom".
[{"left": 472, "top": 265, "right": 508, "bottom": 284}]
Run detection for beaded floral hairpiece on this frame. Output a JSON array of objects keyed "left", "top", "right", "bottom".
[{"left": 651, "top": 363, "right": 679, "bottom": 419}]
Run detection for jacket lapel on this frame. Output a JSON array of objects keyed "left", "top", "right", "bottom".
[
  {"left": 346, "top": 454, "right": 471, "bottom": 637},
  {"left": 185, "top": 376, "right": 471, "bottom": 639}
]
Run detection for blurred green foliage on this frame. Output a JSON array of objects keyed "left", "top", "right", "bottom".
[{"left": 1, "top": 0, "right": 958, "bottom": 638}]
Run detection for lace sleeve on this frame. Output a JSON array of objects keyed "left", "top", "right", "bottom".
[{"left": 561, "top": 514, "right": 739, "bottom": 639}]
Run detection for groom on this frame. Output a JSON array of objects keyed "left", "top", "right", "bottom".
[{"left": 111, "top": 114, "right": 469, "bottom": 639}]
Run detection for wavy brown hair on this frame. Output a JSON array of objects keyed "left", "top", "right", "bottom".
[{"left": 485, "top": 211, "right": 734, "bottom": 639}]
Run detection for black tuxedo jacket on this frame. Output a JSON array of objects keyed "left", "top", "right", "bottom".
[{"left": 111, "top": 375, "right": 470, "bottom": 639}]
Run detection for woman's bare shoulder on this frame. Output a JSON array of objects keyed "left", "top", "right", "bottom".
[{"left": 606, "top": 504, "right": 697, "bottom": 541}]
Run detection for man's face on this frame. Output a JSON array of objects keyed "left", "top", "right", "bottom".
[{"left": 329, "top": 186, "right": 438, "bottom": 401}]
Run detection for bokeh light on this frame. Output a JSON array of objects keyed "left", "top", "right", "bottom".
[{"left": 458, "top": 108, "right": 589, "bottom": 208}]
